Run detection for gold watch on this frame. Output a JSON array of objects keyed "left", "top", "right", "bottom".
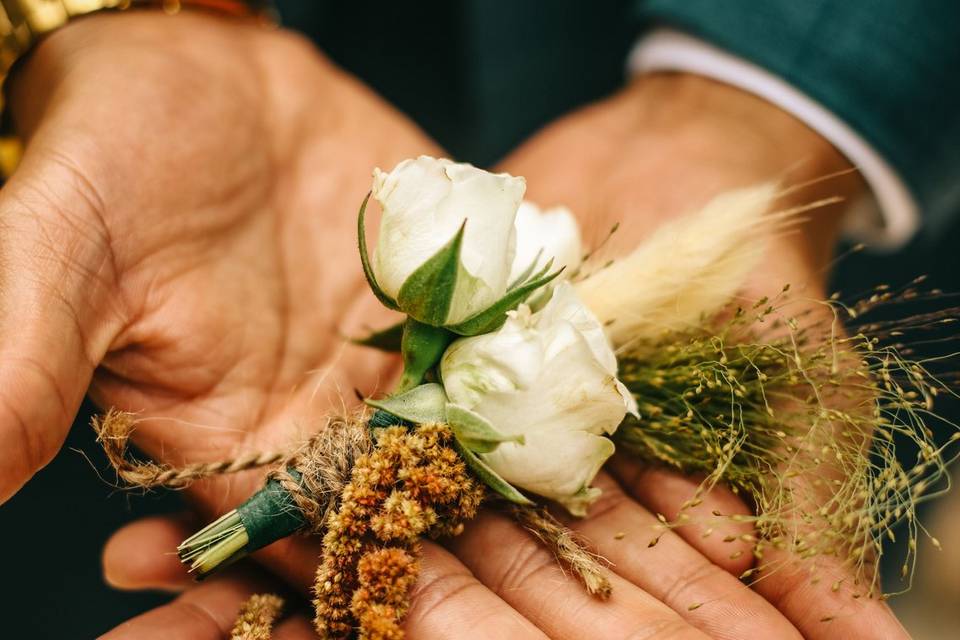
[{"left": 0, "top": 0, "right": 269, "bottom": 175}]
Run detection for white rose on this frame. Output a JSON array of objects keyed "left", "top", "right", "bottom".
[
  {"left": 371, "top": 156, "right": 526, "bottom": 325},
  {"left": 509, "top": 201, "right": 582, "bottom": 284},
  {"left": 440, "top": 283, "right": 637, "bottom": 515}
]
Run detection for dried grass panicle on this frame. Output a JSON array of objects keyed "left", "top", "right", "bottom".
[
  {"left": 92, "top": 409, "right": 283, "bottom": 489},
  {"left": 91, "top": 410, "right": 374, "bottom": 532},
  {"left": 508, "top": 504, "right": 612, "bottom": 599},
  {"left": 230, "top": 594, "right": 285, "bottom": 640},
  {"left": 615, "top": 286, "right": 960, "bottom": 597},
  {"left": 313, "top": 424, "right": 485, "bottom": 640}
]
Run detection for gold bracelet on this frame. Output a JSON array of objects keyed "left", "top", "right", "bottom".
[{"left": 0, "top": 0, "right": 271, "bottom": 176}]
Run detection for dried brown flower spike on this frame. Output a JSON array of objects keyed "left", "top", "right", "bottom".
[{"left": 313, "top": 425, "right": 485, "bottom": 638}]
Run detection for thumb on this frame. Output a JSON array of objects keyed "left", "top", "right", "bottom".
[{"left": 0, "top": 150, "right": 124, "bottom": 503}]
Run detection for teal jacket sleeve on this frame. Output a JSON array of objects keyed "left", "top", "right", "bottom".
[{"left": 636, "top": 0, "right": 960, "bottom": 233}]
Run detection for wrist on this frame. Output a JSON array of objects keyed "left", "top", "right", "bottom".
[
  {"left": 6, "top": 9, "right": 260, "bottom": 137},
  {"left": 623, "top": 74, "right": 863, "bottom": 274},
  {"left": 628, "top": 74, "right": 861, "bottom": 190},
  {"left": 2, "top": 2, "right": 267, "bottom": 138}
]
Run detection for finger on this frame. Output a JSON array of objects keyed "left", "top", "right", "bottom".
[
  {"left": 0, "top": 155, "right": 123, "bottom": 504},
  {"left": 101, "top": 511, "right": 313, "bottom": 594},
  {"left": 264, "top": 529, "right": 549, "bottom": 638},
  {"left": 610, "top": 449, "right": 910, "bottom": 639},
  {"left": 103, "top": 514, "right": 548, "bottom": 639},
  {"left": 405, "top": 543, "right": 548, "bottom": 639},
  {"left": 101, "top": 577, "right": 317, "bottom": 640},
  {"left": 608, "top": 454, "right": 756, "bottom": 574},
  {"left": 751, "top": 553, "right": 909, "bottom": 640},
  {"left": 103, "top": 514, "right": 196, "bottom": 591},
  {"left": 566, "top": 473, "right": 801, "bottom": 639},
  {"left": 447, "top": 509, "right": 711, "bottom": 640},
  {"left": 271, "top": 615, "right": 317, "bottom": 640},
  {"left": 99, "top": 573, "right": 290, "bottom": 640}
]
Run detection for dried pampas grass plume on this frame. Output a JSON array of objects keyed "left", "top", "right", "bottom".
[{"left": 576, "top": 183, "right": 778, "bottom": 347}]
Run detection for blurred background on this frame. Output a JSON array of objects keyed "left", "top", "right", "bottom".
[{"left": 1, "top": 1, "right": 958, "bottom": 637}]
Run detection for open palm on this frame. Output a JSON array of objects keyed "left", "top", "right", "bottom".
[{"left": 0, "top": 11, "right": 428, "bottom": 509}]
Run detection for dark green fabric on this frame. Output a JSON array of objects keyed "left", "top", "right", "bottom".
[
  {"left": 638, "top": 0, "right": 960, "bottom": 234},
  {"left": 276, "top": 0, "right": 960, "bottom": 234},
  {"left": 274, "top": 0, "right": 637, "bottom": 165}
]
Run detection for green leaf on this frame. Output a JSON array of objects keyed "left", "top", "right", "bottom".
[
  {"left": 396, "top": 222, "right": 465, "bottom": 326},
  {"left": 352, "top": 320, "right": 405, "bottom": 352},
  {"left": 397, "top": 319, "right": 454, "bottom": 392},
  {"left": 357, "top": 191, "right": 399, "bottom": 310},
  {"left": 446, "top": 403, "right": 523, "bottom": 453},
  {"left": 365, "top": 383, "right": 448, "bottom": 424},
  {"left": 453, "top": 438, "right": 534, "bottom": 506},
  {"left": 446, "top": 267, "right": 564, "bottom": 336}
]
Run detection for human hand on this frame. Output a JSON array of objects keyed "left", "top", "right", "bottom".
[
  {"left": 0, "top": 8, "right": 435, "bottom": 505},
  {"left": 497, "top": 73, "right": 908, "bottom": 639},
  {"left": 101, "top": 466, "right": 803, "bottom": 639}
]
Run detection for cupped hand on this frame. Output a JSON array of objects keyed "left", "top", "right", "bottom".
[
  {"left": 0, "top": 9, "right": 431, "bottom": 502},
  {"left": 497, "top": 73, "right": 908, "bottom": 639}
]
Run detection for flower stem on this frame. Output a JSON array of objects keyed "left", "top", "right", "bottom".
[
  {"left": 397, "top": 319, "right": 453, "bottom": 392},
  {"left": 178, "top": 471, "right": 308, "bottom": 578}
]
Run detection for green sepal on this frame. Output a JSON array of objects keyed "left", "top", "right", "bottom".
[
  {"left": 396, "top": 222, "right": 466, "bottom": 326},
  {"left": 446, "top": 403, "right": 524, "bottom": 453},
  {"left": 446, "top": 266, "right": 564, "bottom": 336},
  {"left": 397, "top": 319, "right": 454, "bottom": 392},
  {"left": 520, "top": 257, "right": 556, "bottom": 289},
  {"left": 357, "top": 191, "right": 399, "bottom": 311},
  {"left": 365, "top": 383, "right": 448, "bottom": 424},
  {"left": 453, "top": 438, "right": 534, "bottom": 505},
  {"left": 352, "top": 320, "right": 405, "bottom": 352},
  {"left": 507, "top": 249, "right": 544, "bottom": 291}
]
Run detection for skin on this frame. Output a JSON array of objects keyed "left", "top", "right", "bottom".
[{"left": 0, "top": 10, "right": 908, "bottom": 640}]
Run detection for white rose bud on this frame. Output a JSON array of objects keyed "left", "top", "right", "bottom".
[
  {"left": 371, "top": 156, "right": 526, "bottom": 325},
  {"left": 509, "top": 201, "right": 582, "bottom": 284},
  {"left": 440, "top": 283, "right": 638, "bottom": 515}
]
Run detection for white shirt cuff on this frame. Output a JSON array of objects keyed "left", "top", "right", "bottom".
[{"left": 629, "top": 29, "right": 920, "bottom": 249}]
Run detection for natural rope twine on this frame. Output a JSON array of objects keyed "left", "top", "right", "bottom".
[
  {"left": 93, "top": 409, "right": 372, "bottom": 532},
  {"left": 93, "top": 409, "right": 286, "bottom": 489},
  {"left": 266, "top": 416, "right": 372, "bottom": 535}
]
